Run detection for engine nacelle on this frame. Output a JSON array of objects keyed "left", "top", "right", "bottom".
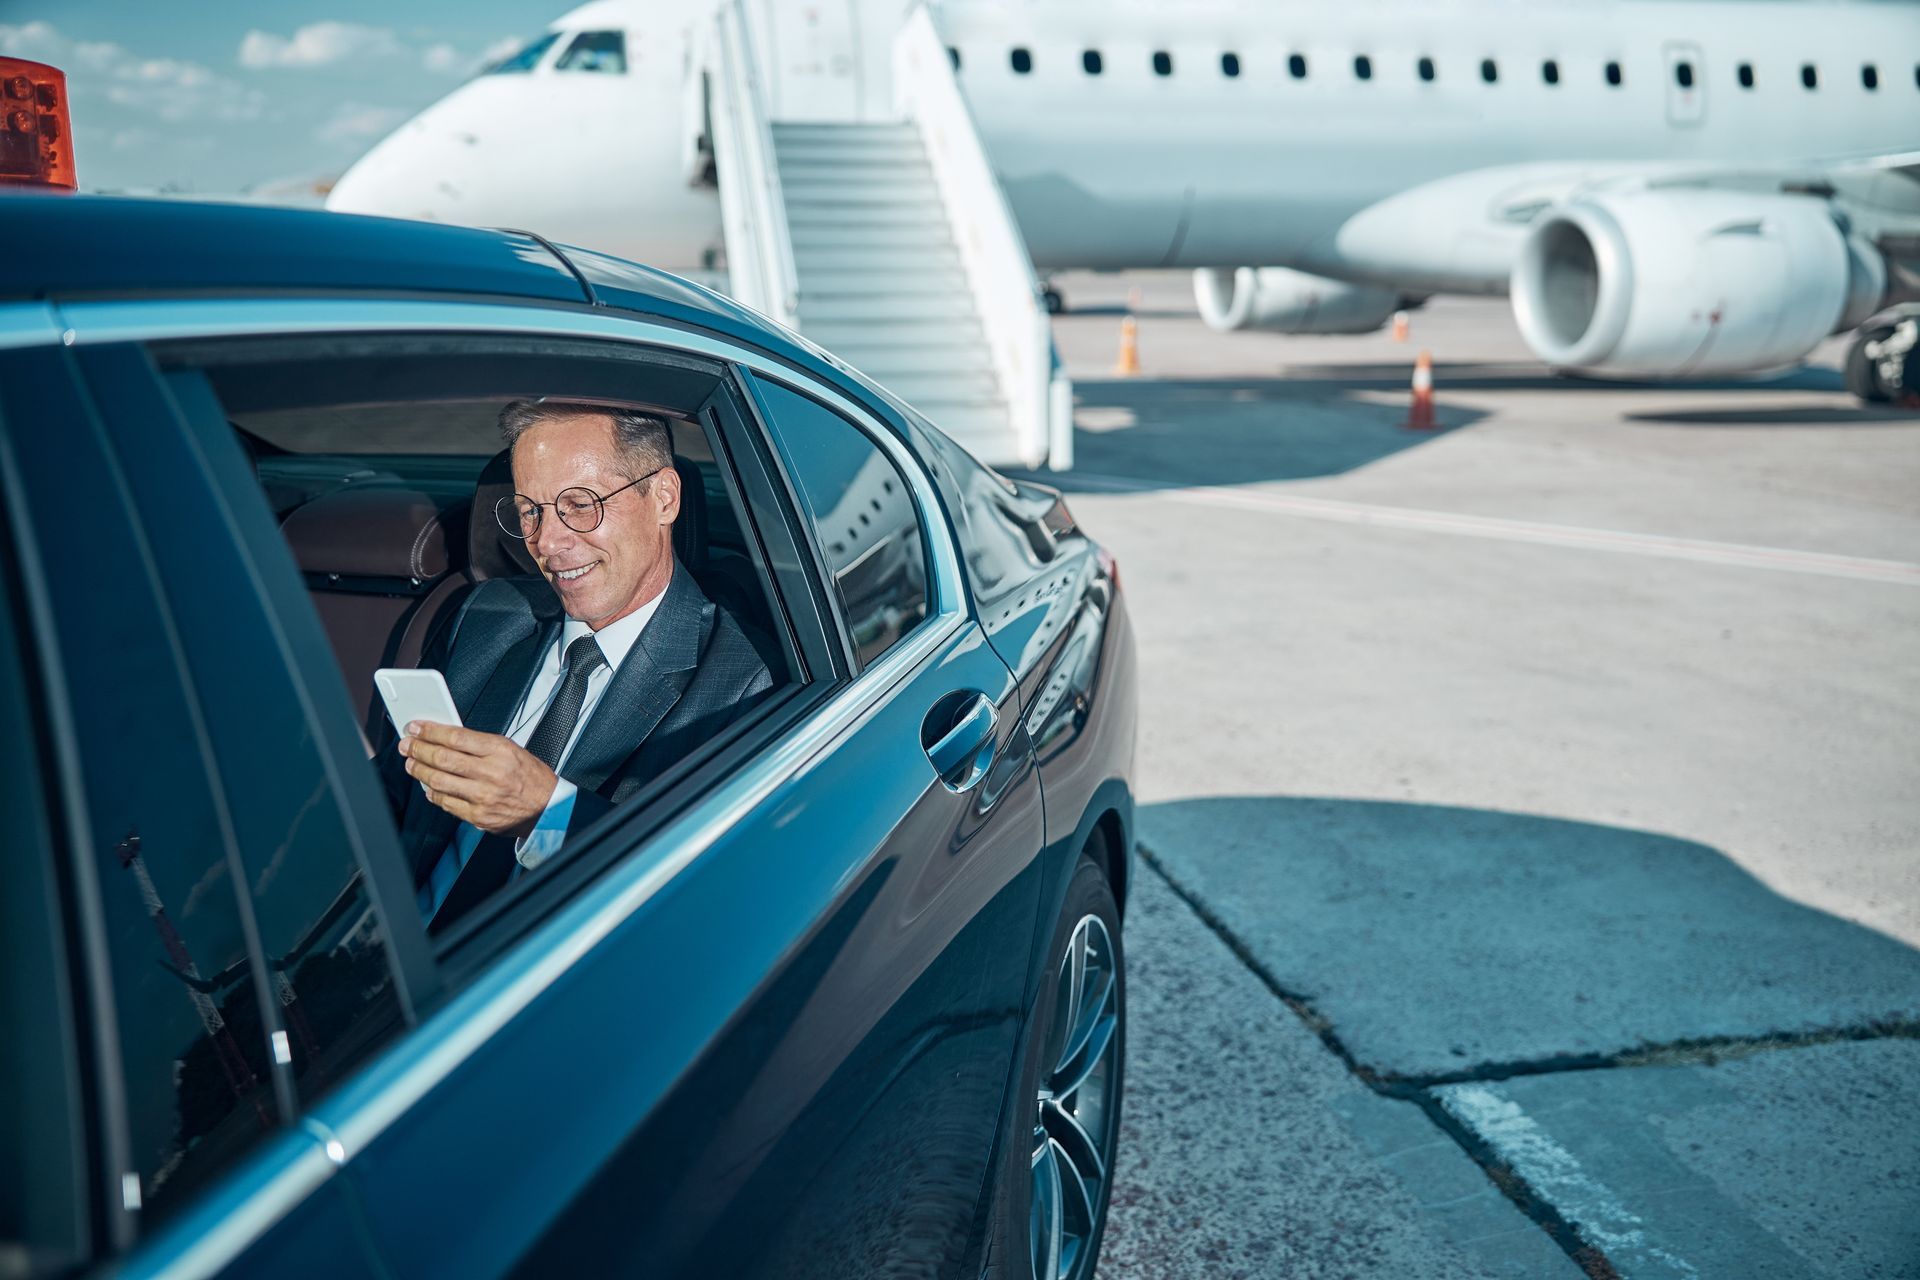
[
  {"left": 1510, "top": 190, "right": 1886, "bottom": 378},
  {"left": 1194, "top": 266, "right": 1401, "bottom": 335}
]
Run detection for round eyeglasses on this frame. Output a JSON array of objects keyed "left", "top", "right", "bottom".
[{"left": 495, "top": 467, "right": 663, "bottom": 540}]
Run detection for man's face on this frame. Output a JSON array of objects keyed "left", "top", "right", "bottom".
[{"left": 511, "top": 413, "right": 679, "bottom": 629}]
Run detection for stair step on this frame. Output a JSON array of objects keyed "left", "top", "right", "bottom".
[
  {"left": 805, "top": 317, "right": 987, "bottom": 344},
  {"left": 833, "top": 346, "right": 996, "bottom": 376},
  {"left": 780, "top": 182, "right": 941, "bottom": 207},
  {"left": 792, "top": 224, "right": 958, "bottom": 250},
  {"left": 799, "top": 295, "right": 980, "bottom": 322},
  {"left": 795, "top": 246, "right": 961, "bottom": 272},
  {"left": 899, "top": 402, "right": 1015, "bottom": 443},
  {"left": 777, "top": 155, "right": 935, "bottom": 179},
  {"left": 772, "top": 121, "right": 916, "bottom": 137},
  {"left": 798, "top": 268, "right": 969, "bottom": 294}
]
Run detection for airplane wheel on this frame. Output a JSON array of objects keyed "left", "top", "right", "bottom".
[
  {"left": 1043, "top": 287, "right": 1066, "bottom": 316},
  {"left": 1845, "top": 325, "right": 1894, "bottom": 404}
]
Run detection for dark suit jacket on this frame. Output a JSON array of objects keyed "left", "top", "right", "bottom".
[{"left": 381, "top": 563, "right": 775, "bottom": 887}]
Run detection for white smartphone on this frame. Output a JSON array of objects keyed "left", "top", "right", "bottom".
[{"left": 373, "top": 668, "right": 463, "bottom": 736}]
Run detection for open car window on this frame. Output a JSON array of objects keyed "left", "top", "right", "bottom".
[{"left": 149, "top": 333, "right": 814, "bottom": 959}]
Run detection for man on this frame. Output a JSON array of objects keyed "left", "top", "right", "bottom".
[{"left": 386, "top": 399, "right": 773, "bottom": 933}]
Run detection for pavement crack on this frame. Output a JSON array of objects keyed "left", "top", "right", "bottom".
[{"left": 1137, "top": 841, "right": 1622, "bottom": 1278}]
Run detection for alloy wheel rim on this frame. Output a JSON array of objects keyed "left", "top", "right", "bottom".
[{"left": 1030, "top": 913, "right": 1119, "bottom": 1280}]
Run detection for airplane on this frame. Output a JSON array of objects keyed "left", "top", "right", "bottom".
[{"left": 325, "top": 0, "right": 1920, "bottom": 404}]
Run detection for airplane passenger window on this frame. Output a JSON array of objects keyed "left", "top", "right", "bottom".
[
  {"left": 1354, "top": 55, "right": 1373, "bottom": 81},
  {"left": 1675, "top": 62, "right": 1695, "bottom": 89},
  {"left": 1011, "top": 47, "right": 1033, "bottom": 75},
  {"left": 1152, "top": 51, "right": 1173, "bottom": 77},
  {"left": 1221, "top": 52, "right": 1241, "bottom": 78},
  {"left": 1738, "top": 62, "right": 1755, "bottom": 89},
  {"left": 1862, "top": 64, "right": 1879, "bottom": 90},
  {"left": 1605, "top": 60, "right": 1623, "bottom": 86},
  {"left": 1801, "top": 63, "right": 1818, "bottom": 89},
  {"left": 1542, "top": 59, "right": 1560, "bottom": 85},
  {"left": 947, "top": 47, "right": 960, "bottom": 71},
  {"left": 1083, "top": 50, "right": 1103, "bottom": 75},
  {"left": 483, "top": 32, "right": 559, "bottom": 75},
  {"left": 1481, "top": 58, "right": 1499, "bottom": 84},
  {"left": 1289, "top": 53, "right": 1308, "bottom": 79},
  {"left": 556, "top": 31, "right": 626, "bottom": 74},
  {"left": 1418, "top": 56, "right": 1436, "bottom": 82}
]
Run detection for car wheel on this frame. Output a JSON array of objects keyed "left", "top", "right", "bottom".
[{"left": 986, "top": 849, "right": 1126, "bottom": 1280}]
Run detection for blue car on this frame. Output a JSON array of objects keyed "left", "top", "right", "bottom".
[{"left": 0, "top": 195, "right": 1136, "bottom": 1280}]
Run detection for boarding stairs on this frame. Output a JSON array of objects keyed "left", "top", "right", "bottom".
[{"left": 690, "top": 2, "right": 1070, "bottom": 470}]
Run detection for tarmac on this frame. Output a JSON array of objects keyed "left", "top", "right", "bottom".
[{"left": 1024, "top": 272, "right": 1920, "bottom": 1279}]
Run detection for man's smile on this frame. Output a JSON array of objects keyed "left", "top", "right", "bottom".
[{"left": 552, "top": 561, "right": 599, "bottom": 583}]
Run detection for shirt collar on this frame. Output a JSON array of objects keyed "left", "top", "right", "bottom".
[{"left": 558, "top": 566, "right": 670, "bottom": 672}]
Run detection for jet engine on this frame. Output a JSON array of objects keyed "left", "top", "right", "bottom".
[
  {"left": 1194, "top": 266, "right": 1401, "bottom": 335},
  {"left": 1510, "top": 190, "right": 1886, "bottom": 378}
]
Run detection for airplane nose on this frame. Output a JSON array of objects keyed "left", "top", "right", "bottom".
[{"left": 326, "top": 118, "right": 461, "bottom": 221}]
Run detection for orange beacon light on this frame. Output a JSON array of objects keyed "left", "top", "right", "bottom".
[{"left": 0, "top": 58, "right": 76, "bottom": 191}]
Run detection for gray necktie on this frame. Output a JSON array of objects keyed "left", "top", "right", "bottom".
[{"left": 523, "top": 634, "right": 608, "bottom": 769}]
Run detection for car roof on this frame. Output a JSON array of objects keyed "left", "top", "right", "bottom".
[{"left": 0, "top": 193, "right": 837, "bottom": 381}]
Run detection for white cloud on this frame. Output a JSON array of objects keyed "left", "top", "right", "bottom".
[
  {"left": 316, "top": 102, "right": 407, "bottom": 145},
  {"left": 1, "top": 21, "right": 266, "bottom": 124},
  {"left": 238, "top": 22, "right": 404, "bottom": 70},
  {"left": 421, "top": 42, "right": 461, "bottom": 74}
]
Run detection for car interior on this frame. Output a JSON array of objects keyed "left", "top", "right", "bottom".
[{"left": 233, "top": 406, "right": 786, "bottom": 744}]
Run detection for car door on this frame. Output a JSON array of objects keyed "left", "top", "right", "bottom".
[{"left": 79, "top": 297, "right": 1052, "bottom": 1278}]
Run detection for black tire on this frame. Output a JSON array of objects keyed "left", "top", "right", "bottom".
[
  {"left": 982, "top": 849, "right": 1126, "bottom": 1280},
  {"left": 1845, "top": 325, "right": 1895, "bottom": 404},
  {"left": 1043, "top": 287, "right": 1066, "bottom": 316}
]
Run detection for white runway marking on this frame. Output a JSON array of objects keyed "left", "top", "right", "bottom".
[
  {"left": 1442, "top": 1085, "right": 1701, "bottom": 1278},
  {"left": 1065, "top": 472, "right": 1920, "bottom": 586}
]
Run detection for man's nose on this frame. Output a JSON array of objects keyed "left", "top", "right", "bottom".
[{"left": 532, "top": 511, "right": 576, "bottom": 561}]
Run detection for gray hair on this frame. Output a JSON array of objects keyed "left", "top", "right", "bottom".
[{"left": 498, "top": 399, "right": 673, "bottom": 480}]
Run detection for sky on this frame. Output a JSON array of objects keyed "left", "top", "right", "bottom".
[{"left": 0, "top": 1, "right": 569, "bottom": 196}]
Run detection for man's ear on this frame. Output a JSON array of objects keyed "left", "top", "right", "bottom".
[{"left": 654, "top": 464, "right": 682, "bottom": 525}]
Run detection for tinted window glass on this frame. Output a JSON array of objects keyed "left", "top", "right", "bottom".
[
  {"left": 1738, "top": 62, "right": 1755, "bottom": 89},
  {"left": 91, "top": 359, "right": 410, "bottom": 1108},
  {"left": 1606, "top": 60, "right": 1624, "bottom": 86},
  {"left": 484, "top": 32, "right": 559, "bottom": 74},
  {"left": 755, "top": 379, "right": 928, "bottom": 669},
  {"left": 1354, "top": 55, "right": 1373, "bottom": 81},
  {"left": 1418, "top": 56, "right": 1436, "bottom": 82},
  {"left": 1542, "top": 59, "right": 1560, "bottom": 85},
  {"left": 1289, "top": 53, "right": 1308, "bottom": 79},
  {"left": 0, "top": 546, "right": 87, "bottom": 1268},
  {"left": 0, "top": 348, "right": 278, "bottom": 1229},
  {"left": 1675, "top": 61, "right": 1695, "bottom": 89},
  {"left": 1801, "top": 63, "right": 1818, "bottom": 89},
  {"left": 1152, "top": 51, "right": 1173, "bottom": 76},
  {"left": 555, "top": 31, "right": 626, "bottom": 74},
  {"left": 1221, "top": 52, "right": 1240, "bottom": 78},
  {"left": 1083, "top": 49, "right": 1103, "bottom": 75},
  {"left": 1011, "top": 47, "right": 1032, "bottom": 74}
]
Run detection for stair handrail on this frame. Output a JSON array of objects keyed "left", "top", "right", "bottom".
[
  {"left": 892, "top": 6, "right": 1069, "bottom": 470},
  {"left": 706, "top": 0, "right": 800, "bottom": 329}
]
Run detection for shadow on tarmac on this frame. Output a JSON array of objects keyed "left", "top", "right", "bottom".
[
  {"left": 1016, "top": 377, "right": 1485, "bottom": 491},
  {"left": 1263, "top": 361, "right": 1848, "bottom": 394},
  {"left": 1137, "top": 796, "right": 1920, "bottom": 1081}
]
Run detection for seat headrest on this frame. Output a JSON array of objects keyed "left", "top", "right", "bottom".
[
  {"left": 469, "top": 449, "right": 541, "bottom": 581},
  {"left": 282, "top": 486, "right": 459, "bottom": 583},
  {"left": 470, "top": 448, "right": 709, "bottom": 580}
]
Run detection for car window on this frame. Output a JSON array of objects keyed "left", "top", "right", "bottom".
[
  {"left": 151, "top": 334, "right": 793, "bottom": 941},
  {"left": 0, "top": 346, "right": 280, "bottom": 1233},
  {"left": 0, "top": 536, "right": 88, "bottom": 1272},
  {"left": 751, "top": 377, "right": 929, "bottom": 669}
]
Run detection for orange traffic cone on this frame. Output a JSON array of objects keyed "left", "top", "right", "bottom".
[
  {"left": 1114, "top": 316, "right": 1141, "bottom": 376},
  {"left": 1391, "top": 310, "right": 1410, "bottom": 342},
  {"left": 1405, "top": 349, "right": 1436, "bottom": 429}
]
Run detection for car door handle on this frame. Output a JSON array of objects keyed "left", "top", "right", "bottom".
[{"left": 923, "top": 692, "right": 998, "bottom": 793}]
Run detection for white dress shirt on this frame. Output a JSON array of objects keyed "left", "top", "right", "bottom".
[{"left": 416, "top": 583, "right": 667, "bottom": 920}]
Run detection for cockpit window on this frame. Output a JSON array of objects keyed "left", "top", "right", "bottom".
[
  {"left": 555, "top": 31, "right": 627, "bottom": 74},
  {"left": 484, "top": 32, "right": 560, "bottom": 74}
]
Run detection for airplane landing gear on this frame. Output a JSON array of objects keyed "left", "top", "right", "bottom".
[
  {"left": 1846, "top": 308, "right": 1919, "bottom": 406},
  {"left": 1043, "top": 285, "right": 1066, "bottom": 315}
]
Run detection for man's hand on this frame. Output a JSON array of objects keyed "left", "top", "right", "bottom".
[{"left": 400, "top": 721, "right": 558, "bottom": 840}]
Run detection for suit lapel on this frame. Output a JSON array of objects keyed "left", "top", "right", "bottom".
[{"left": 562, "top": 566, "right": 711, "bottom": 795}]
